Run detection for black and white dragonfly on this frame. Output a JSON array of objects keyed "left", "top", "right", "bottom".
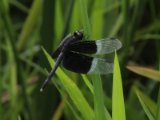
[{"left": 40, "top": 31, "right": 122, "bottom": 91}]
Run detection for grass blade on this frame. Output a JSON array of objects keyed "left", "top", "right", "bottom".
[
  {"left": 92, "top": 75, "right": 107, "bottom": 120},
  {"left": 17, "top": 0, "right": 42, "bottom": 51},
  {"left": 112, "top": 52, "right": 126, "bottom": 120},
  {"left": 90, "top": 0, "right": 104, "bottom": 38},
  {"left": 79, "top": 0, "right": 91, "bottom": 37},
  {"left": 136, "top": 89, "right": 155, "bottom": 120},
  {"left": 6, "top": 39, "right": 19, "bottom": 119},
  {"left": 54, "top": 0, "right": 64, "bottom": 47},
  {"left": 42, "top": 47, "right": 94, "bottom": 120},
  {"left": 127, "top": 65, "right": 160, "bottom": 81},
  {"left": 82, "top": 75, "right": 94, "bottom": 94}
]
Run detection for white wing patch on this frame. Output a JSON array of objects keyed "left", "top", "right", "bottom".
[
  {"left": 88, "top": 58, "right": 113, "bottom": 74},
  {"left": 96, "top": 38, "right": 122, "bottom": 54}
]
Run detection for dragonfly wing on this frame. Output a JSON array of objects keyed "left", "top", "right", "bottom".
[
  {"left": 68, "top": 38, "right": 122, "bottom": 55},
  {"left": 63, "top": 51, "right": 113, "bottom": 74},
  {"left": 87, "top": 58, "right": 113, "bottom": 74}
]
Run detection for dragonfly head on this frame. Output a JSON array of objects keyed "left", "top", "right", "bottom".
[{"left": 73, "top": 31, "right": 83, "bottom": 40}]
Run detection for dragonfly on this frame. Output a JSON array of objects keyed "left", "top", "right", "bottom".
[{"left": 40, "top": 31, "right": 122, "bottom": 91}]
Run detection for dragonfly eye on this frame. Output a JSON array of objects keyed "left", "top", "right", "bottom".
[{"left": 74, "top": 31, "right": 83, "bottom": 40}]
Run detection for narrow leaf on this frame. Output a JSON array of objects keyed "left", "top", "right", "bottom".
[
  {"left": 92, "top": 75, "right": 107, "bottom": 120},
  {"left": 79, "top": 0, "right": 91, "bottom": 38},
  {"left": 112, "top": 52, "right": 126, "bottom": 120},
  {"left": 42, "top": 47, "right": 94, "bottom": 120},
  {"left": 135, "top": 88, "right": 157, "bottom": 117},
  {"left": 17, "top": 0, "right": 42, "bottom": 51},
  {"left": 127, "top": 65, "right": 160, "bottom": 81},
  {"left": 136, "top": 89, "right": 155, "bottom": 120},
  {"left": 82, "top": 75, "right": 93, "bottom": 94}
]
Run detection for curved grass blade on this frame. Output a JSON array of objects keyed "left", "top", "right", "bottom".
[
  {"left": 136, "top": 89, "right": 155, "bottom": 120},
  {"left": 81, "top": 75, "right": 93, "bottom": 94},
  {"left": 42, "top": 47, "right": 94, "bottom": 120}
]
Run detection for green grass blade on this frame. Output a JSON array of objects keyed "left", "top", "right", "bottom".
[
  {"left": 69, "top": 1, "right": 81, "bottom": 32},
  {"left": 112, "top": 52, "right": 126, "bottom": 120},
  {"left": 6, "top": 39, "right": 19, "bottom": 119},
  {"left": 10, "top": 0, "right": 29, "bottom": 13},
  {"left": 54, "top": 0, "right": 64, "bottom": 45},
  {"left": 135, "top": 88, "right": 157, "bottom": 117},
  {"left": 104, "top": 108, "right": 112, "bottom": 120},
  {"left": 0, "top": 0, "right": 15, "bottom": 42},
  {"left": 61, "top": 0, "right": 75, "bottom": 38},
  {"left": 42, "top": 47, "right": 94, "bottom": 120},
  {"left": 135, "top": 33, "right": 160, "bottom": 40},
  {"left": 79, "top": 0, "right": 91, "bottom": 37},
  {"left": 91, "top": 75, "right": 107, "bottom": 120},
  {"left": 53, "top": 83, "right": 82, "bottom": 120},
  {"left": 82, "top": 75, "right": 111, "bottom": 120},
  {"left": 109, "top": 13, "right": 123, "bottom": 36},
  {"left": 81, "top": 75, "right": 94, "bottom": 94},
  {"left": 0, "top": 1, "right": 32, "bottom": 119},
  {"left": 17, "top": 0, "right": 42, "bottom": 51},
  {"left": 136, "top": 89, "right": 155, "bottom": 120}
]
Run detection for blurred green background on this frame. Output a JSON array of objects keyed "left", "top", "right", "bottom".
[{"left": 0, "top": 0, "right": 160, "bottom": 120}]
